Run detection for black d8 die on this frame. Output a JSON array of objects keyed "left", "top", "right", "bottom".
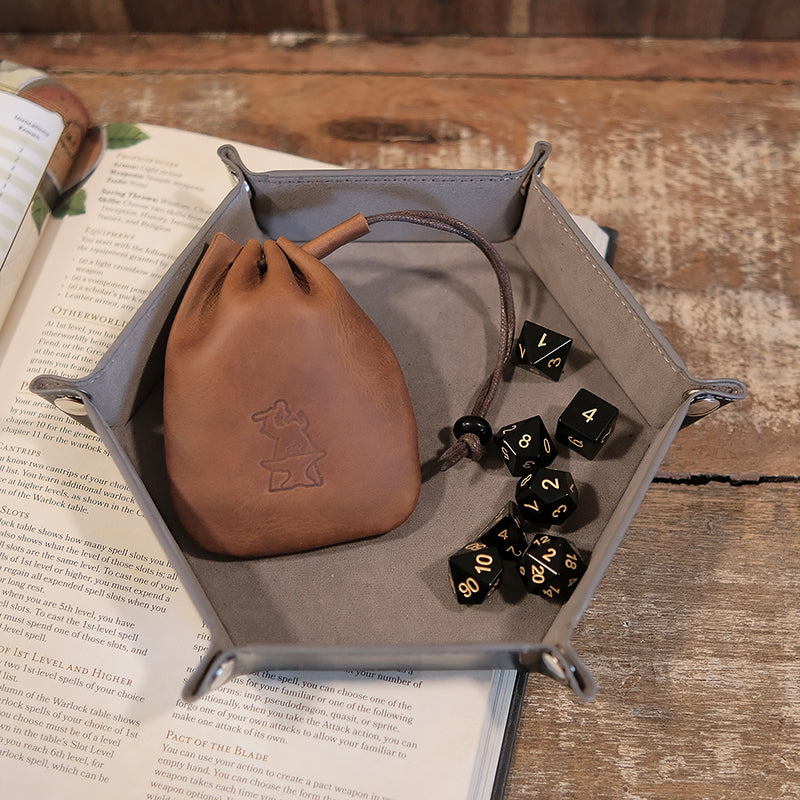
[
  {"left": 494, "top": 416, "right": 557, "bottom": 477},
  {"left": 516, "top": 468, "right": 579, "bottom": 526},
  {"left": 513, "top": 320, "right": 572, "bottom": 381},
  {"left": 556, "top": 388, "right": 619, "bottom": 459},
  {"left": 478, "top": 501, "right": 527, "bottom": 561},
  {"left": 518, "top": 534, "right": 586, "bottom": 602},
  {"left": 448, "top": 542, "right": 503, "bottom": 605}
]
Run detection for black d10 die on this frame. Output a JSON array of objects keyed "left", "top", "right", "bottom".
[
  {"left": 478, "top": 501, "right": 527, "bottom": 561},
  {"left": 556, "top": 388, "right": 619, "bottom": 459},
  {"left": 448, "top": 542, "right": 503, "bottom": 605},
  {"left": 513, "top": 320, "right": 572, "bottom": 381},
  {"left": 516, "top": 468, "right": 579, "bottom": 526},
  {"left": 518, "top": 534, "right": 586, "bottom": 602},
  {"left": 494, "top": 416, "right": 557, "bottom": 477}
]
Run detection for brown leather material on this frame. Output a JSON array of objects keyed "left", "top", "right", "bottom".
[
  {"left": 302, "top": 212, "right": 372, "bottom": 260},
  {"left": 163, "top": 230, "right": 421, "bottom": 557}
]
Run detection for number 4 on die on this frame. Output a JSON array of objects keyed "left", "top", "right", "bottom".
[{"left": 556, "top": 388, "right": 619, "bottom": 459}]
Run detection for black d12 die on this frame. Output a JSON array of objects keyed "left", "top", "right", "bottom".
[
  {"left": 556, "top": 388, "right": 619, "bottom": 459},
  {"left": 515, "top": 468, "right": 579, "bottom": 526},
  {"left": 494, "top": 416, "right": 557, "bottom": 477},
  {"left": 448, "top": 542, "right": 503, "bottom": 605},
  {"left": 478, "top": 501, "right": 527, "bottom": 561},
  {"left": 518, "top": 534, "right": 586, "bottom": 602},
  {"left": 513, "top": 320, "right": 572, "bottom": 381}
]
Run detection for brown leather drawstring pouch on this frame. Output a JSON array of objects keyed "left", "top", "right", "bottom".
[{"left": 163, "top": 210, "right": 515, "bottom": 557}]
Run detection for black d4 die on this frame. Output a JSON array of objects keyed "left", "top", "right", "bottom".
[
  {"left": 518, "top": 533, "right": 586, "bottom": 602},
  {"left": 478, "top": 501, "right": 527, "bottom": 561},
  {"left": 494, "top": 415, "right": 557, "bottom": 477},
  {"left": 513, "top": 320, "right": 572, "bottom": 381},
  {"left": 515, "top": 467, "right": 579, "bottom": 526},
  {"left": 448, "top": 541, "right": 503, "bottom": 605},
  {"left": 556, "top": 388, "right": 619, "bottom": 459}
]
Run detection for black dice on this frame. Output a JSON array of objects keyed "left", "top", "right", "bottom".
[
  {"left": 448, "top": 541, "right": 503, "bottom": 605},
  {"left": 556, "top": 388, "right": 619, "bottom": 459},
  {"left": 494, "top": 415, "right": 557, "bottom": 477},
  {"left": 513, "top": 321, "right": 572, "bottom": 381},
  {"left": 478, "top": 501, "right": 527, "bottom": 561},
  {"left": 516, "top": 468, "right": 579, "bottom": 526},
  {"left": 518, "top": 534, "right": 586, "bottom": 601}
]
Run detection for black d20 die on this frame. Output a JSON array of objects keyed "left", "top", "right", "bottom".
[
  {"left": 515, "top": 468, "right": 579, "bottom": 526},
  {"left": 513, "top": 320, "right": 572, "bottom": 381},
  {"left": 478, "top": 501, "right": 527, "bottom": 561},
  {"left": 494, "top": 416, "right": 557, "bottom": 477},
  {"left": 556, "top": 388, "right": 619, "bottom": 459},
  {"left": 518, "top": 533, "right": 586, "bottom": 602},
  {"left": 448, "top": 541, "right": 503, "bottom": 605}
]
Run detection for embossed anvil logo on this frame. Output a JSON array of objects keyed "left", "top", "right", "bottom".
[{"left": 251, "top": 400, "right": 326, "bottom": 491}]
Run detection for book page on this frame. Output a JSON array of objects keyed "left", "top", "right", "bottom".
[
  {"left": 0, "top": 91, "right": 64, "bottom": 324},
  {"left": 571, "top": 215, "right": 610, "bottom": 262},
  {"left": 0, "top": 124, "right": 516, "bottom": 800},
  {"left": 0, "top": 92, "right": 63, "bottom": 262}
]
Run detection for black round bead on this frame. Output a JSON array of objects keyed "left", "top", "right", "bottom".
[{"left": 453, "top": 415, "right": 493, "bottom": 445}]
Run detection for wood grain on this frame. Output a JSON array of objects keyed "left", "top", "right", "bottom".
[
  {"left": 7, "top": 36, "right": 799, "bottom": 799},
  {"left": 124, "top": 0, "right": 330, "bottom": 36},
  {"left": 6, "top": 34, "right": 800, "bottom": 81},
  {"left": 4, "top": 0, "right": 800, "bottom": 38},
  {"left": 508, "top": 483, "right": 800, "bottom": 799}
]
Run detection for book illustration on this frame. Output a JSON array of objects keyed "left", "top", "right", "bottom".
[
  {"left": 252, "top": 399, "right": 327, "bottom": 490},
  {"left": 49, "top": 187, "right": 86, "bottom": 220},
  {"left": 0, "top": 60, "right": 107, "bottom": 324},
  {"left": 46, "top": 124, "right": 150, "bottom": 223},
  {"left": 0, "top": 60, "right": 93, "bottom": 205},
  {"left": 0, "top": 65, "right": 150, "bottom": 237},
  {"left": 104, "top": 122, "right": 150, "bottom": 150},
  {"left": 0, "top": 92, "right": 62, "bottom": 250}
]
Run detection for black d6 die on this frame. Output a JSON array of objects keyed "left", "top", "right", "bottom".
[
  {"left": 494, "top": 416, "right": 557, "bottom": 477},
  {"left": 448, "top": 542, "right": 503, "bottom": 605},
  {"left": 518, "top": 534, "right": 586, "bottom": 602},
  {"left": 516, "top": 468, "right": 579, "bottom": 526},
  {"left": 556, "top": 388, "right": 619, "bottom": 459},
  {"left": 478, "top": 501, "right": 527, "bottom": 561},
  {"left": 513, "top": 321, "right": 572, "bottom": 381}
]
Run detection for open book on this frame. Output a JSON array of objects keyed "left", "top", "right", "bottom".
[{"left": 0, "top": 67, "right": 527, "bottom": 800}]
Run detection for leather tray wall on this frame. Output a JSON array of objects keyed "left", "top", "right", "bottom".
[{"left": 31, "top": 142, "right": 746, "bottom": 701}]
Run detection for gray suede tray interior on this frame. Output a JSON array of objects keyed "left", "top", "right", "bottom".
[{"left": 31, "top": 142, "right": 746, "bottom": 701}]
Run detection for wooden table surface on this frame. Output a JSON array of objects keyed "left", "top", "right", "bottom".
[{"left": 8, "top": 34, "right": 799, "bottom": 799}]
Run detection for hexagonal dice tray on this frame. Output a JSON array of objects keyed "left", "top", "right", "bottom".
[{"left": 31, "top": 142, "right": 746, "bottom": 701}]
